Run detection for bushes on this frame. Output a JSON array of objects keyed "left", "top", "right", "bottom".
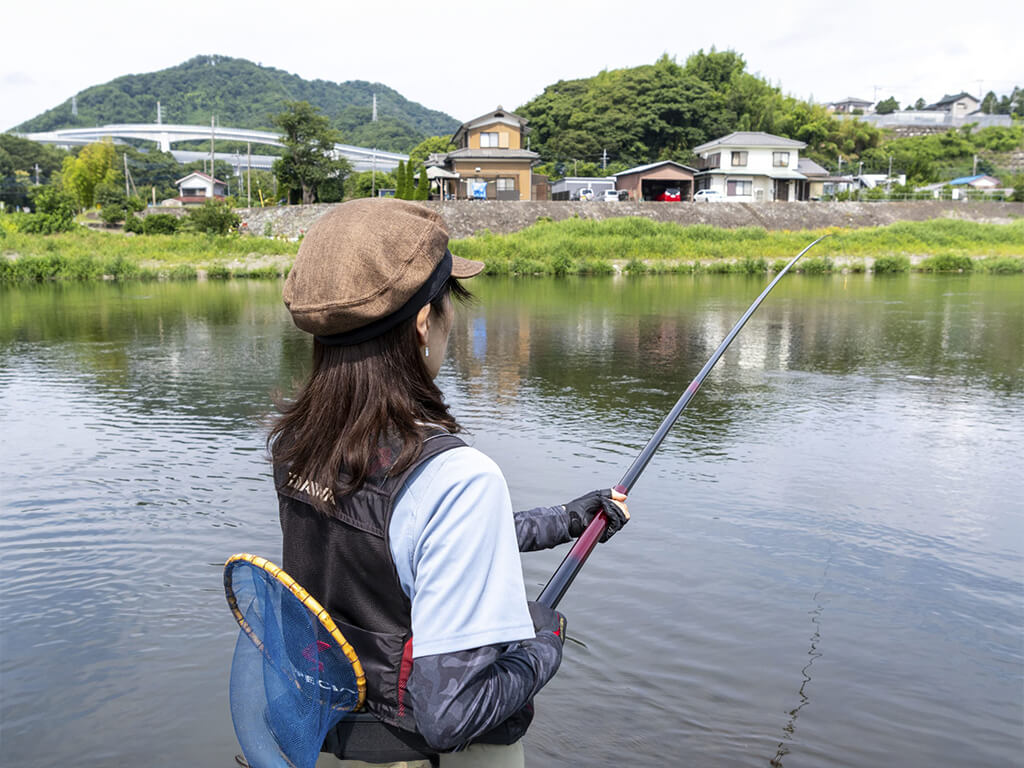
[
  {"left": 872, "top": 255, "right": 911, "bottom": 273},
  {"left": 142, "top": 213, "right": 180, "bottom": 235},
  {"left": 186, "top": 199, "right": 240, "bottom": 235},
  {"left": 17, "top": 187, "right": 79, "bottom": 234},
  {"left": 918, "top": 253, "right": 974, "bottom": 272}
]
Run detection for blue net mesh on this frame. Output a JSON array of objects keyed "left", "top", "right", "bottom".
[{"left": 227, "top": 560, "right": 361, "bottom": 768}]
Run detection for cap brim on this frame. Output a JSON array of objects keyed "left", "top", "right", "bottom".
[{"left": 451, "top": 253, "right": 485, "bottom": 279}]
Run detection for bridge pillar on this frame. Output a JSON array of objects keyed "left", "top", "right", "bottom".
[{"left": 158, "top": 132, "right": 171, "bottom": 153}]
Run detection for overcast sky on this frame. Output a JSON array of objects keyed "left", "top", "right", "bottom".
[{"left": 2, "top": 0, "right": 1021, "bottom": 133}]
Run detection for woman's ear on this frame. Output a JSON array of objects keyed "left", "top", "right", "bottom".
[{"left": 415, "top": 304, "right": 431, "bottom": 346}]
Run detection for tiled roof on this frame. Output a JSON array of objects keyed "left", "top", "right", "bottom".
[
  {"left": 693, "top": 132, "right": 806, "bottom": 153},
  {"left": 446, "top": 148, "right": 539, "bottom": 160},
  {"left": 613, "top": 160, "right": 697, "bottom": 176}
]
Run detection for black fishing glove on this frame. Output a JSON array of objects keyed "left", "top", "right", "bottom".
[
  {"left": 528, "top": 601, "right": 567, "bottom": 646},
  {"left": 563, "top": 488, "right": 628, "bottom": 542}
]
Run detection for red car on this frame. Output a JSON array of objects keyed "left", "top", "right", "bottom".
[{"left": 655, "top": 187, "right": 681, "bottom": 201}]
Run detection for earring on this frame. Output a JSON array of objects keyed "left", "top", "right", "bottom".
[{"left": 424, "top": 346, "right": 430, "bottom": 358}]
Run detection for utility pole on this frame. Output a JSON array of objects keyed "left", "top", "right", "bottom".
[
  {"left": 157, "top": 101, "right": 162, "bottom": 124},
  {"left": 888, "top": 155, "right": 893, "bottom": 180},
  {"left": 210, "top": 115, "right": 216, "bottom": 180},
  {"left": 372, "top": 93, "right": 378, "bottom": 122},
  {"left": 602, "top": 149, "right": 608, "bottom": 170},
  {"left": 371, "top": 149, "right": 377, "bottom": 198},
  {"left": 972, "top": 154, "right": 978, "bottom": 175},
  {"left": 247, "top": 142, "right": 252, "bottom": 208},
  {"left": 71, "top": 95, "right": 77, "bottom": 117},
  {"left": 34, "top": 163, "right": 40, "bottom": 185},
  {"left": 124, "top": 154, "right": 130, "bottom": 197}
]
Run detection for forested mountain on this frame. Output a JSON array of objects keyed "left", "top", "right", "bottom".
[
  {"left": 517, "top": 51, "right": 1023, "bottom": 182},
  {"left": 14, "top": 55, "right": 460, "bottom": 152},
  {"left": 517, "top": 51, "right": 882, "bottom": 174}
]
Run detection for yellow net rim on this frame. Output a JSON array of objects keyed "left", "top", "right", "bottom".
[{"left": 223, "top": 552, "right": 366, "bottom": 710}]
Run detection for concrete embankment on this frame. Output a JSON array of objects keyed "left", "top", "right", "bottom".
[{"left": 238, "top": 200, "right": 1024, "bottom": 240}]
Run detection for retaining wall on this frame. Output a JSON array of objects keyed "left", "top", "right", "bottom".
[{"left": 238, "top": 200, "right": 1024, "bottom": 241}]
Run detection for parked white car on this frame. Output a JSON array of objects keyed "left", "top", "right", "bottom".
[
  {"left": 693, "top": 189, "right": 726, "bottom": 202},
  {"left": 602, "top": 189, "right": 620, "bottom": 202}
]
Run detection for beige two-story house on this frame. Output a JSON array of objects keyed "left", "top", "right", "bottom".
[{"left": 433, "top": 107, "right": 540, "bottom": 200}]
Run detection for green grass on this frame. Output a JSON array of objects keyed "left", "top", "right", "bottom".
[
  {"left": 2, "top": 216, "right": 1022, "bottom": 283},
  {"left": 0, "top": 225, "right": 295, "bottom": 283},
  {"left": 451, "top": 217, "right": 1024, "bottom": 276}
]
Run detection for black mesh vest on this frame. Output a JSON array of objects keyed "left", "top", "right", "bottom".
[{"left": 276, "top": 431, "right": 531, "bottom": 760}]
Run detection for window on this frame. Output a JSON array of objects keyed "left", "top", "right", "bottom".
[
  {"left": 726, "top": 180, "right": 752, "bottom": 196},
  {"left": 773, "top": 152, "right": 790, "bottom": 167},
  {"left": 496, "top": 178, "right": 516, "bottom": 191},
  {"left": 705, "top": 152, "right": 721, "bottom": 169},
  {"left": 731, "top": 151, "right": 747, "bottom": 167},
  {"left": 479, "top": 132, "right": 499, "bottom": 147}
]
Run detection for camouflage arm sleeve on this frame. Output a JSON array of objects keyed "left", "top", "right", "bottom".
[
  {"left": 408, "top": 630, "right": 563, "bottom": 751},
  {"left": 514, "top": 505, "right": 571, "bottom": 551}
]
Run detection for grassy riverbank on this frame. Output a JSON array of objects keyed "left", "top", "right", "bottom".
[
  {"left": 2, "top": 217, "right": 1022, "bottom": 283},
  {"left": 455, "top": 217, "right": 1024, "bottom": 276},
  {"left": 0, "top": 226, "right": 299, "bottom": 282}
]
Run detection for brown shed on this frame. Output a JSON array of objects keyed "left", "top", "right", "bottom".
[{"left": 613, "top": 161, "right": 697, "bottom": 202}]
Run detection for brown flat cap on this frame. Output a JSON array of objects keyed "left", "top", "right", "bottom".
[{"left": 283, "top": 199, "right": 483, "bottom": 341}]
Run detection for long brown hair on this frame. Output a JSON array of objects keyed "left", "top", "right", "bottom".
[{"left": 269, "top": 277, "right": 473, "bottom": 510}]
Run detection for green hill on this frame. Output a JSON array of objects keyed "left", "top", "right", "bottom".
[{"left": 14, "top": 55, "right": 460, "bottom": 152}]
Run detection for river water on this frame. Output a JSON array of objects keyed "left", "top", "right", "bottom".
[{"left": 1, "top": 274, "right": 1021, "bottom": 768}]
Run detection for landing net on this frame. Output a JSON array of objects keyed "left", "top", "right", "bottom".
[{"left": 225, "top": 554, "right": 365, "bottom": 768}]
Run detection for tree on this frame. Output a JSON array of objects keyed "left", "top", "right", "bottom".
[
  {"left": 914, "top": 98, "right": 927, "bottom": 110},
  {"left": 875, "top": 97, "right": 900, "bottom": 114},
  {"left": 61, "top": 139, "right": 120, "bottom": 208},
  {"left": 394, "top": 160, "right": 408, "bottom": 199},
  {"left": 981, "top": 91, "right": 998, "bottom": 114},
  {"left": 414, "top": 164, "right": 429, "bottom": 200},
  {"left": 186, "top": 199, "right": 240, "bottom": 234},
  {"left": 272, "top": 101, "right": 350, "bottom": 204},
  {"left": 408, "top": 136, "right": 455, "bottom": 167},
  {"left": 343, "top": 170, "right": 396, "bottom": 199},
  {"left": 18, "top": 185, "right": 78, "bottom": 233}
]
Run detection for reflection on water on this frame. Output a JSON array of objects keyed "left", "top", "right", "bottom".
[{"left": 1, "top": 275, "right": 1022, "bottom": 768}]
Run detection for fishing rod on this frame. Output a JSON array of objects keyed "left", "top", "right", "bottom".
[{"left": 538, "top": 234, "right": 831, "bottom": 609}]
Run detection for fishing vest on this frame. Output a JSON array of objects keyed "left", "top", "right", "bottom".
[{"left": 276, "top": 431, "right": 531, "bottom": 762}]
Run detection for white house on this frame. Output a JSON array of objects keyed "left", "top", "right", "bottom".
[
  {"left": 925, "top": 92, "right": 982, "bottom": 118},
  {"left": 692, "top": 132, "right": 807, "bottom": 202},
  {"left": 828, "top": 97, "right": 874, "bottom": 114},
  {"left": 174, "top": 171, "right": 228, "bottom": 205}
]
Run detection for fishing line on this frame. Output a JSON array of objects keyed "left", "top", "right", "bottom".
[{"left": 770, "top": 543, "right": 834, "bottom": 767}]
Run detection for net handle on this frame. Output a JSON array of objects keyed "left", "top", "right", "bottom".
[{"left": 223, "top": 552, "right": 367, "bottom": 710}]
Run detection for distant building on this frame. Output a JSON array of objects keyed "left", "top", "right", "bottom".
[
  {"left": 174, "top": 171, "right": 227, "bottom": 205},
  {"left": 693, "top": 132, "right": 806, "bottom": 202},
  {"left": 795, "top": 157, "right": 855, "bottom": 200},
  {"left": 828, "top": 97, "right": 874, "bottom": 114},
  {"left": 433, "top": 107, "right": 540, "bottom": 200},
  {"left": 948, "top": 174, "right": 1001, "bottom": 189},
  {"left": 550, "top": 176, "right": 616, "bottom": 201},
  {"left": 917, "top": 175, "right": 1004, "bottom": 200},
  {"left": 612, "top": 161, "right": 696, "bottom": 201},
  {"left": 925, "top": 92, "right": 982, "bottom": 118}
]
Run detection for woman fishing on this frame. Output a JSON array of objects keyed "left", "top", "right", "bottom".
[{"left": 268, "top": 198, "right": 629, "bottom": 767}]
